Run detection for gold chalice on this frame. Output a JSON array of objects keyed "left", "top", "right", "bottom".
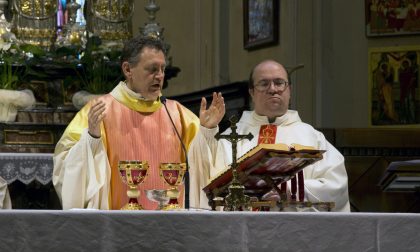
[
  {"left": 118, "top": 160, "right": 149, "bottom": 210},
  {"left": 159, "top": 163, "right": 186, "bottom": 210}
]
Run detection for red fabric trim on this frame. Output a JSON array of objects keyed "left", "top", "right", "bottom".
[
  {"left": 258, "top": 125, "right": 277, "bottom": 144},
  {"left": 298, "top": 171, "right": 305, "bottom": 202},
  {"left": 291, "top": 176, "right": 297, "bottom": 201}
]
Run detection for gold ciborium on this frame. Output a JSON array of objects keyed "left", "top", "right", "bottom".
[
  {"left": 159, "top": 163, "right": 186, "bottom": 210},
  {"left": 118, "top": 160, "right": 149, "bottom": 210}
]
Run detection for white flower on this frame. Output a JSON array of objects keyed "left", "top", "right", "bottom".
[
  {"left": 0, "top": 37, "right": 11, "bottom": 51},
  {"left": 0, "top": 41, "right": 11, "bottom": 51},
  {"left": 0, "top": 32, "right": 16, "bottom": 52}
]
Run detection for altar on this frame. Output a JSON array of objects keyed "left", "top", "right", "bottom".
[
  {"left": 0, "top": 153, "right": 59, "bottom": 209},
  {"left": 0, "top": 153, "right": 53, "bottom": 185},
  {"left": 0, "top": 210, "right": 418, "bottom": 251}
]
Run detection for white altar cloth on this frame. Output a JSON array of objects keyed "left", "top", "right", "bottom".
[
  {"left": 0, "top": 153, "right": 53, "bottom": 185},
  {"left": 0, "top": 210, "right": 418, "bottom": 251}
]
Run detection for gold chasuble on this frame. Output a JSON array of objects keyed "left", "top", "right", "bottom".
[{"left": 53, "top": 82, "right": 199, "bottom": 210}]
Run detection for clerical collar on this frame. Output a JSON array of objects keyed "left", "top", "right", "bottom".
[
  {"left": 110, "top": 81, "right": 162, "bottom": 113},
  {"left": 250, "top": 110, "right": 301, "bottom": 126},
  {"left": 268, "top": 117, "right": 276, "bottom": 123},
  {"left": 121, "top": 81, "right": 160, "bottom": 101}
]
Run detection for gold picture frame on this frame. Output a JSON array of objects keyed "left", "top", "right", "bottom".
[{"left": 368, "top": 45, "right": 420, "bottom": 126}]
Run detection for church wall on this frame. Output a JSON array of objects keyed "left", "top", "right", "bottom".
[
  {"left": 222, "top": 1, "right": 319, "bottom": 125},
  {"left": 132, "top": 0, "right": 420, "bottom": 128},
  {"left": 318, "top": 1, "right": 420, "bottom": 128},
  {"left": 131, "top": 1, "right": 325, "bottom": 126},
  {"left": 132, "top": 0, "right": 217, "bottom": 97}
]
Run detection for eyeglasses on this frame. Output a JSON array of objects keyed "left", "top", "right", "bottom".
[{"left": 253, "top": 78, "right": 289, "bottom": 92}]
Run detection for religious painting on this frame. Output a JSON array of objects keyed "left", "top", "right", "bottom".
[
  {"left": 365, "top": 0, "right": 420, "bottom": 37},
  {"left": 243, "top": 0, "right": 279, "bottom": 50},
  {"left": 368, "top": 46, "right": 420, "bottom": 126}
]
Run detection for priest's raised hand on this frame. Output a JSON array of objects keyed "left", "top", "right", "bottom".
[
  {"left": 87, "top": 99, "right": 107, "bottom": 138},
  {"left": 199, "top": 92, "right": 225, "bottom": 129}
]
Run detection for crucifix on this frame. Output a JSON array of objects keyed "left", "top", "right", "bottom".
[{"left": 215, "top": 115, "right": 253, "bottom": 211}]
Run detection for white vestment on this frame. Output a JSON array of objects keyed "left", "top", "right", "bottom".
[
  {"left": 0, "top": 177, "right": 12, "bottom": 209},
  {"left": 189, "top": 110, "right": 351, "bottom": 211}
]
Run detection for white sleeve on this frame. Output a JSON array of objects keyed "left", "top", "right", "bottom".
[
  {"left": 303, "top": 133, "right": 351, "bottom": 212},
  {"left": 0, "top": 177, "right": 12, "bottom": 209},
  {"left": 53, "top": 129, "right": 111, "bottom": 210},
  {"left": 188, "top": 125, "right": 222, "bottom": 209}
]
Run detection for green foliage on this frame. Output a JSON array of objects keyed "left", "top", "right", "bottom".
[
  {"left": 0, "top": 40, "right": 24, "bottom": 90},
  {"left": 0, "top": 32, "right": 122, "bottom": 94},
  {"left": 0, "top": 34, "right": 46, "bottom": 90}
]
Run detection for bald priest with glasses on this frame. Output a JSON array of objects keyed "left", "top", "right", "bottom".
[{"left": 188, "top": 59, "right": 350, "bottom": 211}]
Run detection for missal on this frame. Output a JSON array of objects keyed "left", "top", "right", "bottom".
[{"left": 203, "top": 143, "right": 325, "bottom": 201}]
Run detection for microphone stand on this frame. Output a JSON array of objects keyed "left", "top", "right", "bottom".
[{"left": 161, "top": 97, "right": 190, "bottom": 209}]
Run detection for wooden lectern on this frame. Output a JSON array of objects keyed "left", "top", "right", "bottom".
[{"left": 202, "top": 144, "right": 334, "bottom": 211}]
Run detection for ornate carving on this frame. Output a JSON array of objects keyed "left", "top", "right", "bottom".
[
  {"left": 11, "top": 0, "right": 57, "bottom": 48},
  {"left": 86, "top": 0, "right": 133, "bottom": 46}
]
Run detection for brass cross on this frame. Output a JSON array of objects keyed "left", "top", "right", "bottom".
[
  {"left": 215, "top": 115, "right": 254, "bottom": 170},
  {"left": 215, "top": 115, "right": 254, "bottom": 211}
]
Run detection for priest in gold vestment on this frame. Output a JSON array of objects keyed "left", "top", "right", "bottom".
[{"left": 53, "top": 36, "right": 200, "bottom": 210}]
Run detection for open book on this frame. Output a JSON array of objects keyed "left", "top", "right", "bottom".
[{"left": 203, "top": 143, "right": 325, "bottom": 201}]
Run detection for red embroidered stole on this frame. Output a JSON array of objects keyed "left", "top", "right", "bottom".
[
  {"left": 258, "top": 125, "right": 304, "bottom": 202},
  {"left": 258, "top": 125, "right": 277, "bottom": 144}
]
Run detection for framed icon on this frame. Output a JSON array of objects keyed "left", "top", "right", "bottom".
[
  {"left": 243, "top": 0, "right": 279, "bottom": 50},
  {"left": 368, "top": 46, "right": 420, "bottom": 126}
]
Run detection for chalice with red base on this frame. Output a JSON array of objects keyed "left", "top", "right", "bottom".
[
  {"left": 118, "top": 160, "right": 149, "bottom": 210},
  {"left": 159, "top": 163, "right": 186, "bottom": 210}
]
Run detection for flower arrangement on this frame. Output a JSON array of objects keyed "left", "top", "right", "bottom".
[
  {"left": 0, "top": 31, "right": 23, "bottom": 90},
  {"left": 0, "top": 30, "right": 45, "bottom": 90},
  {"left": 0, "top": 30, "right": 42, "bottom": 122}
]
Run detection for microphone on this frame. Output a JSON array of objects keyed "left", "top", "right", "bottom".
[{"left": 160, "top": 96, "right": 190, "bottom": 209}]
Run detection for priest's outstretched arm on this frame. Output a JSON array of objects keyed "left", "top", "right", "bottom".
[
  {"left": 53, "top": 100, "right": 111, "bottom": 210},
  {"left": 188, "top": 92, "right": 226, "bottom": 209}
]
